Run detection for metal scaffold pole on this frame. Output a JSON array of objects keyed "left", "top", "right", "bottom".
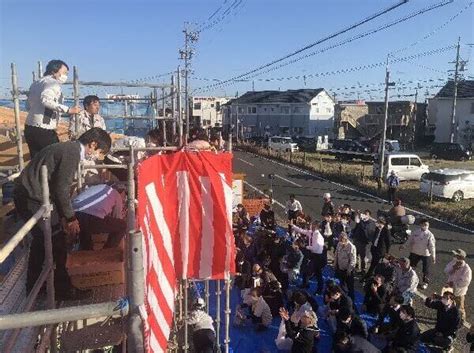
[
  {"left": 162, "top": 87, "right": 167, "bottom": 145},
  {"left": 127, "top": 145, "right": 136, "bottom": 231},
  {"left": 73, "top": 66, "right": 80, "bottom": 136},
  {"left": 183, "top": 279, "right": 189, "bottom": 353},
  {"left": 171, "top": 74, "right": 176, "bottom": 140},
  {"left": 224, "top": 278, "right": 231, "bottom": 353},
  {"left": 37, "top": 60, "right": 43, "bottom": 79},
  {"left": 204, "top": 279, "right": 210, "bottom": 314},
  {"left": 177, "top": 67, "right": 183, "bottom": 147},
  {"left": 41, "top": 165, "right": 55, "bottom": 312},
  {"left": 127, "top": 230, "right": 145, "bottom": 353},
  {"left": 11, "top": 63, "right": 25, "bottom": 171},
  {"left": 216, "top": 280, "right": 221, "bottom": 349}
]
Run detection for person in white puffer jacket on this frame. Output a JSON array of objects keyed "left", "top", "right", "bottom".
[{"left": 402, "top": 219, "right": 436, "bottom": 290}]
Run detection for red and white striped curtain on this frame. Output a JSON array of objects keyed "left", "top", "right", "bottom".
[{"left": 137, "top": 151, "right": 235, "bottom": 352}]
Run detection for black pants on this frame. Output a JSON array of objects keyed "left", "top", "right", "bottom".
[
  {"left": 76, "top": 212, "right": 126, "bottom": 250},
  {"left": 14, "top": 185, "right": 71, "bottom": 295},
  {"left": 335, "top": 268, "right": 355, "bottom": 301},
  {"left": 387, "top": 187, "right": 397, "bottom": 203},
  {"left": 409, "top": 253, "right": 431, "bottom": 284},
  {"left": 421, "top": 329, "right": 454, "bottom": 350},
  {"left": 302, "top": 251, "right": 326, "bottom": 293},
  {"left": 354, "top": 241, "right": 369, "bottom": 271},
  {"left": 366, "top": 250, "right": 383, "bottom": 279},
  {"left": 192, "top": 329, "right": 216, "bottom": 353},
  {"left": 24, "top": 125, "right": 59, "bottom": 159}
]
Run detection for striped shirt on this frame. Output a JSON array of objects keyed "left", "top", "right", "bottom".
[{"left": 72, "top": 184, "right": 123, "bottom": 219}]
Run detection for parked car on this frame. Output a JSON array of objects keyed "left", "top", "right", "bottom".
[
  {"left": 430, "top": 142, "right": 471, "bottom": 161},
  {"left": 268, "top": 136, "right": 298, "bottom": 153},
  {"left": 332, "top": 139, "right": 368, "bottom": 153},
  {"left": 293, "top": 136, "right": 316, "bottom": 152},
  {"left": 420, "top": 169, "right": 474, "bottom": 202},
  {"left": 373, "top": 153, "right": 429, "bottom": 181}
]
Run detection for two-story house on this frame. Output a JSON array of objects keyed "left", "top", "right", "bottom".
[
  {"left": 222, "top": 89, "right": 335, "bottom": 138},
  {"left": 192, "top": 96, "right": 229, "bottom": 128},
  {"left": 428, "top": 80, "right": 474, "bottom": 146}
]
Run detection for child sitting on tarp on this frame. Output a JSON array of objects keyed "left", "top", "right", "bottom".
[{"left": 234, "top": 287, "right": 272, "bottom": 331}]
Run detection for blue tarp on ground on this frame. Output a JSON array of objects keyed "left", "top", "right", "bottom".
[{"left": 191, "top": 224, "right": 431, "bottom": 352}]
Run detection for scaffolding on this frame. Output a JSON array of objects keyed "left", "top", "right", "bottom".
[
  {"left": 6, "top": 61, "right": 185, "bottom": 174},
  {"left": 0, "top": 146, "right": 234, "bottom": 352}
]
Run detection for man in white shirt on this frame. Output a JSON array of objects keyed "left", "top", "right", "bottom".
[
  {"left": 444, "top": 248, "right": 472, "bottom": 322},
  {"left": 69, "top": 95, "right": 106, "bottom": 139},
  {"left": 402, "top": 219, "right": 436, "bottom": 290},
  {"left": 72, "top": 183, "right": 126, "bottom": 250},
  {"left": 25, "top": 59, "right": 81, "bottom": 157},
  {"left": 285, "top": 194, "right": 302, "bottom": 223},
  {"left": 291, "top": 221, "right": 326, "bottom": 294}
]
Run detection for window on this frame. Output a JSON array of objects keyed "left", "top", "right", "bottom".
[
  {"left": 316, "top": 108, "right": 320, "bottom": 113},
  {"left": 410, "top": 157, "right": 421, "bottom": 167},
  {"left": 193, "top": 102, "right": 202, "bottom": 110},
  {"left": 391, "top": 157, "right": 409, "bottom": 166},
  {"left": 326, "top": 108, "right": 332, "bottom": 113},
  {"left": 470, "top": 102, "right": 474, "bottom": 114},
  {"left": 247, "top": 106, "right": 257, "bottom": 114},
  {"left": 237, "top": 107, "right": 244, "bottom": 114},
  {"left": 211, "top": 104, "right": 215, "bottom": 108},
  {"left": 293, "top": 106, "right": 300, "bottom": 113},
  {"left": 281, "top": 106, "right": 290, "bottom": 114},
  {"left": 216, "top": 102, "right": 221, "bottom": 111}
]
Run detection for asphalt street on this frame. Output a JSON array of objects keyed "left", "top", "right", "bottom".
[{"left": 233, "top": 150, "right": 474, "bottom": 324}]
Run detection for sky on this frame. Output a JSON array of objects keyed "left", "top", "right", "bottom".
[{"left": 0, "top": 0, "right": 473, "bottom": 101}]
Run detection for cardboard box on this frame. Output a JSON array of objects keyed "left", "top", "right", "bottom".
[{"left": 67, "top": 248, "right": 124, "bottom": 289}]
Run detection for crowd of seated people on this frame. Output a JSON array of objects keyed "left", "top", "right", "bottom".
[{"left": 231, "top": 195, "right": 470, "bottom": 353}]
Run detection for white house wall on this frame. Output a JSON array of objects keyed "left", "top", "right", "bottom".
[{"left": 429, "top": 98, "right": 474, "bottom": 144}]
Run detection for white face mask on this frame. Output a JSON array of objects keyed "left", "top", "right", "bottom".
[{"left": 57, "top": 74, "right": 68, "bottom": 84}]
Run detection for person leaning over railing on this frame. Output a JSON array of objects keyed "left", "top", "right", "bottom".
[
  {"left": 25, "top": 59, "right": 81, "bottom": 158},
  {"left": 13, "top": 127, "right": 111, "bottom": 300}
]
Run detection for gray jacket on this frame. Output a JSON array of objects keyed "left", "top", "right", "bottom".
[
  {"left": 335, "top": 241, "right": 357, "bottom": 272},
  {"left": 394, "top": 266, "right": 419, "bottom": 294},
  {"left": 26, "top": 76, "right": 69, "bottom": 130}
]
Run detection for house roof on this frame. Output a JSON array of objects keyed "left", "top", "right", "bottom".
[
  {"left": 435, "top": 80, "right": 474, "bottom": 99},
  {"left": 229, "top": 89, "right": 326, "bottom": 104}
]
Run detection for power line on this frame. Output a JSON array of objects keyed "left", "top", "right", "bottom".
[
  {"left": 197, "top": 0, "right": 245, "bottom": 33},
  {"left": 196, "top": 0, "right": 454, "bottom": 93},
  {"left": 390, "top": 1, "right": 473, "bottom": 55},
  {"left": 194, "top": 45, "right": 455, "bottom": 94},
  {"left": 195, "top": 0, "right": 411, "bottom": 91}
]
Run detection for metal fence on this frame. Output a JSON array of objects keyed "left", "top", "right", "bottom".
[{"left": 0, "top": 141, "right": 235, "bottom": 353}]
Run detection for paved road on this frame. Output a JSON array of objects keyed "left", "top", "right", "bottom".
[{"left": 233, "top": 150, "right": 474, "bottom": 323}]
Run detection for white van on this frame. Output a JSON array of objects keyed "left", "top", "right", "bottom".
[
  {"left": 268, "top": 136, "right": 299, "bottom": 153},
  {"left": 420, "top": 169, "right": 474, "bottom": 202},
  {"left": 373, "top": 153, "right": 429, "bottom": 181}
]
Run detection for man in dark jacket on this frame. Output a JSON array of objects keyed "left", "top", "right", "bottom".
[
  {"left": 373, "top": 294, "right": 404, "bottom": 336},
  {"left": 353, "top": 210, "right": 376, "bottom": 273},
  {"left": 259, "top": 203, "right": 275, "bottom": 229},
  {"left": 387, "top": 305, "right": 420, "bottom": 353},
  {"left": 365, "top": 217, "right": 391, "bottom": 279},
  {"left": 421, "top": 291, "right": 461, "bottom": 351},
  {"left": 362, "top": 274, "right": 388, "bottom": 315},
  {"left": 14, "top": 128, "right": 111, "bottom": 299},
  {"left": 279, "top": 307, "right": 320, "bottom": 353},
  {"left": 336, "top": 307, "right": 368, "bottom": 339},
  {"left": 333, "top": 331, "right": 380, "bottom": 353}
]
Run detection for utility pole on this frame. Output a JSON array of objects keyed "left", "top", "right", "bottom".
[
  {"left": 378, "top": 55, "right": 395, "bottom": 190},
  {"left": 412, "top": 86, "right": 419, "bottom": 151},
  {"left": 449, "top": 37, "right": 461, "bottom": 143},
  {"left": 171, "top": 74, "right": 176, "bottom": 139},
  {"left": 179, "top": 22, "right": 199, "bottom": 144}
]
